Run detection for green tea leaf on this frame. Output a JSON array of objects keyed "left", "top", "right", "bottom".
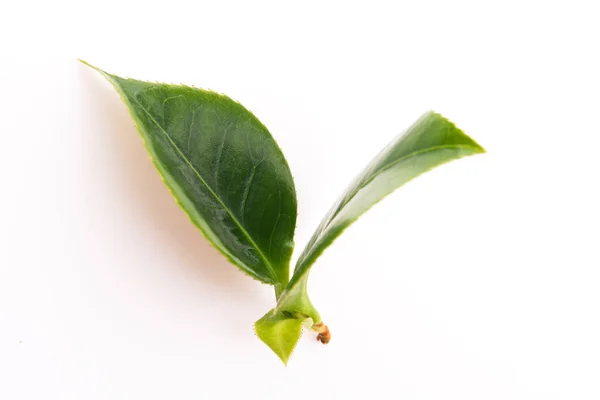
[
  {"left": 292, "top": 111, "right": 485, "bottom": 287},
  {"left": 257, "top": 111, "right": 485, "bottom": 363},
  {"left": 83, "top": 61, "right": 297, "bottom": 291}
]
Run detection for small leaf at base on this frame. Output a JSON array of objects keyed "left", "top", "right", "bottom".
[{"left": 254, "top": 310, "right": 304, "bottom": 365}]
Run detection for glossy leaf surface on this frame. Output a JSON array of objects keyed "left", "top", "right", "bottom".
[
  {"left": 84, "top": 62, "right": 297, "bottom": 288},
  {"left": 257, "top": 111, "right": 485, "bottom": 364},
  {"left": 291, "top": 111, "right": 485, "bottom": 287}
]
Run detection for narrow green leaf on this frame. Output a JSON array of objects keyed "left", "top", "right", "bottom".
[
  {"left": 82, "top": 61, "right": 297, "bottom": 290},
  {"left": 292, "top": 111, "right": 484, "bottom": 287},
  {"left": 257, "top": 111, "right": 485, "bottom": 362}
]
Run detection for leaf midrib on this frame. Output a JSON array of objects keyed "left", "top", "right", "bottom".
[{"left": 127, "top": 92, "right": 279, "bottom": 282}]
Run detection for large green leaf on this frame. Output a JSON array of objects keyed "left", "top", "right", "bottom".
[
  {"left": 83, "top": 61, "right": 297, "bottom": 292},
  {"left": 256, "top": 111, "right": 485, "bottom": 363}
]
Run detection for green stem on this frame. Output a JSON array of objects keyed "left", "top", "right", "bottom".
[
  {"left": 274, "top": 283, "right": 284, "bottom": 300},
  {"left": 274, "top": 265, "right": 290, "bottom": 301},
  {"left": 275, "top": 274, "right": 321, "bottom": 323}
]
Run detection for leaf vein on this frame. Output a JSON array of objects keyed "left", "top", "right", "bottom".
[{"left": 240, "top": 165, "right": 257, "bottom": 225}]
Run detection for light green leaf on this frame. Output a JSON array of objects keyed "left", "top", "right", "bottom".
[
  {"left": 82, "top": 61, "right": 297, "bottom": 293},
  {"left": 254, "top": 311, "right": 304, "bottom": 365},
  {"left": 256, "top": 111, "right": 485, "bottom": 363}
]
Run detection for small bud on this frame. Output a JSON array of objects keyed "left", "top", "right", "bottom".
[{"left": 312, "top": 322, "right": 330, "bottom": 344}]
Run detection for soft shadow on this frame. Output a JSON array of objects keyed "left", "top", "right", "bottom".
[{"left": 78, "top": 67, "right": 259, "bottom": 300}]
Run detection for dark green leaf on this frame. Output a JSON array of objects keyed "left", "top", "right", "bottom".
[
  {"left": 83, "top": 61, "right": 297, "bottom": 290},
  {"left": 291, "top": 111, "right": 484, "bottom": 286},
  {"left": 257, "top": 111, "right": 485, "bottom": 364}
]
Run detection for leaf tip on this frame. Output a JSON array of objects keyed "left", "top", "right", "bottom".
[
  {"left": 430, "top": 110, "right": 487, "bottom": 155},
  {"left": 78, "top": 59, "right": 114, "bottom": 82},
  {"left": 78, "top": 58, "right": 98, "bottom": 71}
]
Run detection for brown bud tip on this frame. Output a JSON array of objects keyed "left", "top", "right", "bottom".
[{"left": 312, "top": 322, "right": 331, "bottom": 345}]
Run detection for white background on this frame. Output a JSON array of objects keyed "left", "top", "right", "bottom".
[{"left": 1, "top": 1, "right": 599, "bottom": 399}]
